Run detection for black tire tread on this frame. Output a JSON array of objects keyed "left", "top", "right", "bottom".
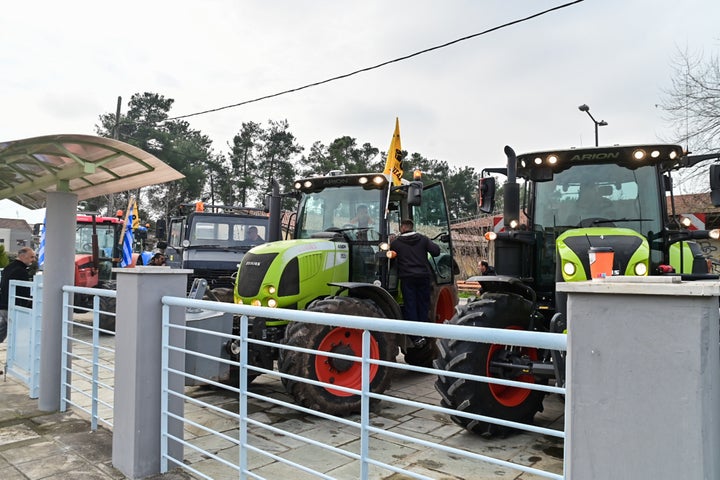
[
  {"left": 279, "top": 296, "right": 396, "bottom": 416},
  {"left": 433, "top": 292, "right": 545, "bottom": 437}
]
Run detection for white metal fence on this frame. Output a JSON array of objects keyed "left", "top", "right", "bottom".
[
  {"left": 59, "top": 285, "right": 117, "bottom": 430},
  {"left": 159, "top": 297, "right": 567, "bottom": 480},
  {"left": 5, "top": 276, "right": 43, "bottom": 396}
]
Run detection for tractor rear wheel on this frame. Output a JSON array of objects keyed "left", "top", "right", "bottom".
[
  {"left": 434, "top": 292, "right": 545, "bottom": 437},
  {"left": 98, "top": 295, "right": 116, "bottom": 332},
  {"left": 279, "top": 296, "right": 396, "bottom": 416}
]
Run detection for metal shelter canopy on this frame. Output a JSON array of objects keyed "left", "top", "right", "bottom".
[{"left": 0, "top": 134, "right": 184, "bottom": 209}]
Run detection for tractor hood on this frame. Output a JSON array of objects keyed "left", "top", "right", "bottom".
[
  {"left": 557, "top": 227, "right": 649, "bottom": 281},
  {"left": 234, "top": 238, "right": 350, "bottom": 309}
]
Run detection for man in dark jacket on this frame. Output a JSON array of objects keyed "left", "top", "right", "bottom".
[
  {"left": 389, "top": 219, "right": 440, "bottom": 348},
  {"left": 0, "top": 247, "right": 36, "bottom": 344}
]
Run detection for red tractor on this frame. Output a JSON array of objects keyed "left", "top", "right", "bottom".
[{"left": 73, "top": 213, "right": 139, "bottom": 329}]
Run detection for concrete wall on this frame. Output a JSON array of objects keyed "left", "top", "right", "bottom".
[{"left": 558, "top": 277, "right": 720, "bottom": 480}]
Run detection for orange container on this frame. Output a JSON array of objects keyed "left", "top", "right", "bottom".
[{"left": 588, "top": 246, "right": 614, "bottom": 279}]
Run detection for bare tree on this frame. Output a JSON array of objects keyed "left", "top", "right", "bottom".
[
  {"left": 660, "top": 48, "right": 720, "bottom": 150},
  {"left": 659, "top": 47, "right": 720, "bottom": 191}
]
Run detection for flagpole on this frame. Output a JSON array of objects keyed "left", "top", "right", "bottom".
[{"left": 119, "top": 196, "right": 135, "bottom": 248}]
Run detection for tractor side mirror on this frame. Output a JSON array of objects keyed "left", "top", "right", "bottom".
[
  {"left": 478, "top": 176, "right": 496, "bottom": 214},
  {"left": 156, "top": 219, "right": 167, "bottom": 240},
  {"left": 407, "top": 181, "right": 423, "bottom": 206},
  {"left": 711, "top": 165, "right": 720, "bottom": 206}
]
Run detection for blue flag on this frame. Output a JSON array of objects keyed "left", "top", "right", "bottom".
[
  {"left": 120, "top": 211, "right": 134, "bottom": 267},
  {"left": 37, "top": 218, "right": 46, "bottom": 268}
]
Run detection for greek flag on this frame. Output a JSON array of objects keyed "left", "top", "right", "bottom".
[
  {"left": 120, "top": 211, "right": 134, "bottom": 267},
  {"left": 37, "top": 218, "right": 46, "bottom": 268}
]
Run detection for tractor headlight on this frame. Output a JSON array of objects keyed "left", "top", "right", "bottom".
[
  {"left": 266, "top": 285, "right": 277, "bottom": 295},
  {"left": 710, "top": 229, "right": 720, "bottom": 240},
  {"left": 634, "top": 262, "right": 648, "bottom": 276},
  {"left": 563, "top": 261, "right": 576, "bottom": 277},
  {"left": 485, "top": 231, "right": 497, "bottom": 241},
  {"left": 251, "top": 299, "right": 262, "bottom": 307},
  {"left": 267, "top": 298, "right": 278, "bottom": 308}
]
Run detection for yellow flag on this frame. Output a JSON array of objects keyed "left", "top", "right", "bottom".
[
  {"left": 383, "top": 118, "right": 403, "bottom": 186},
  {"left": 132, "top": 198, "right": 140, "bottom": 229}
]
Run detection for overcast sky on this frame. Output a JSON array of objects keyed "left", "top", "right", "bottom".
[{"left": 2, "top": 0, "right": 719, "bottom": 222}]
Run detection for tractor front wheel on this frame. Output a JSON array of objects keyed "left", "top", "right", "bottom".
[
  {"left": 279, "top": 297, "right": 396, "bottom": 416},
  {"left": 434, "top": 292, "right": 545, "bottom": 437}
]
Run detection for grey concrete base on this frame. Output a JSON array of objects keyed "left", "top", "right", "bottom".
[
  {"left": 559, "top": 278, "right": 720, "bottom": 480},
  {"left": 111, "top": 267, "right": 191, "bottom": 479}
]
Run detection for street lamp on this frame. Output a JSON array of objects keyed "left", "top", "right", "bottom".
[{"left": 578, "top": 104, "right": 608, "bottom": 146}]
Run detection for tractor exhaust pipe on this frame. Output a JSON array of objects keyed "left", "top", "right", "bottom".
[{"left": 503, "top": 145, "right": 521, "bottom": 230}]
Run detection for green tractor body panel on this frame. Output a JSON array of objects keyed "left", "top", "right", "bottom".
[
  {"left": 669, "top": 241, "right": 709, "bottom": 275},
  {"left": 557, "top": 227, "right": 649, "bottom": 281},
  {"left": 234, "top": 238, "right": 349, "bottom": 313}
]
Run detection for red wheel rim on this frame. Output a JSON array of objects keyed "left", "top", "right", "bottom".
[
  {"left": 434, "top": 286, "right": 456, "bottom": 323},
  {"left": 316, "top": 327, "right": 379, "bottom": 397},
  {"left": 487, "top": 326, "right": 538, "bottom": 407}
]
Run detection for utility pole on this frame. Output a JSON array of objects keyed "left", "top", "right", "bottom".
[{"left": 109, "top": 96, "right": 122, "bottom": 215}]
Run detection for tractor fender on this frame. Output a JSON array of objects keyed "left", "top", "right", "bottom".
[
  {"left": 465, "top": 275, "right": 537, "bottom": 306},
  {"left": 328, "top": 282, "right": 403, "bottom": 320}
]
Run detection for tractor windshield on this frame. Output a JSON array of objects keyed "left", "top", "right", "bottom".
[
  {"left": 75, "top": 223, "right": 118, "bottom": 259},
  {"left": 533, "top": 163, "right": 663, "bottom": 236},
  {"left": 295, "top": 185, "right": 384, "bottom": 240},
  {"left": 185, "top": 214, "right": 268, "bottom": 248}
]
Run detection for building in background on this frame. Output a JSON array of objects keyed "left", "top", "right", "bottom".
[{"left": 0, "top": 218, "right": 33, "bottom": 255}]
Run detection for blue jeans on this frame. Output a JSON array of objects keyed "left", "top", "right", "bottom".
[{"left": 401, "top": 276, "right": 432, "bottom": 324}]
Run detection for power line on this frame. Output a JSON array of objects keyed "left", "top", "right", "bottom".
[{"left": 166, "top": 0, "right": 584, "bottom": 123}]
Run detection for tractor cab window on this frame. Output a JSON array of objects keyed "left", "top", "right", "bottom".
[
  {"left": 168, "top": 219, "right": 183, "bottom": 247},
  {"left": 534, "top": 163, "right": 662, "bottom": 233},
  {"left": 296, "top": 186, "right": 383, "bottom": 239},
  {"left": 75, "top": 223, "right": 117, "bottom": 259},
  {"left": 187, "top": 215, "right": 268, "bottom": 248}
]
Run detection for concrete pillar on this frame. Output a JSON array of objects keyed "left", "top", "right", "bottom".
[
  {"left": 39, "top": 191, "right": 77, "bottom": 411},
  {"left": 558, "top": 277, "right": 720, "bottom": 480},
  {"left": 111, "top": 267, "right": 191, "bottom": 479}
]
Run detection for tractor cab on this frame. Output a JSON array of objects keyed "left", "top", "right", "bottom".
[{"left": 239, "top": 171, "right": 457, "bottom": 309}]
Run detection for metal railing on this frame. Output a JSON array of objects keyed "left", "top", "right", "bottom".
[
  {"left": 159, "top": 297, "right": 567, "bottom": 480},
  {"left": 5, "top": 276, "right": 43, "bottom": 396},
  {"left": 60, "top": 285, "right": 117, "bottom": 430}
]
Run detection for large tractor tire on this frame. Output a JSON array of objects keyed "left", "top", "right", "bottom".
[
  {"left": 98, "top": 295, "right": 117, "bottom": 332},
  {"left": 279, "top": 296, "right": 396, "bottom": 416},
  {"left": 434, "top": 292, "right": 545, "bottom": 437}
]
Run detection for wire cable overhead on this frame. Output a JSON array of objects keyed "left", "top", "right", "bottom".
[{"left": 166, "top": 0, "right": 584, "bottom": 122}]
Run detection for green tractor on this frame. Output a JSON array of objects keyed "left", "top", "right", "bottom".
[
  {"left": 434, "top": 144, "right": 720, "bottom": 436},
  {"left": 233, "top": 171, "right": 458, "bottom": 415}
]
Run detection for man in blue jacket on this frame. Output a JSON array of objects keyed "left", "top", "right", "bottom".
[{"left": 390, "top": 219, "right": 440, "bottom": 348}]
